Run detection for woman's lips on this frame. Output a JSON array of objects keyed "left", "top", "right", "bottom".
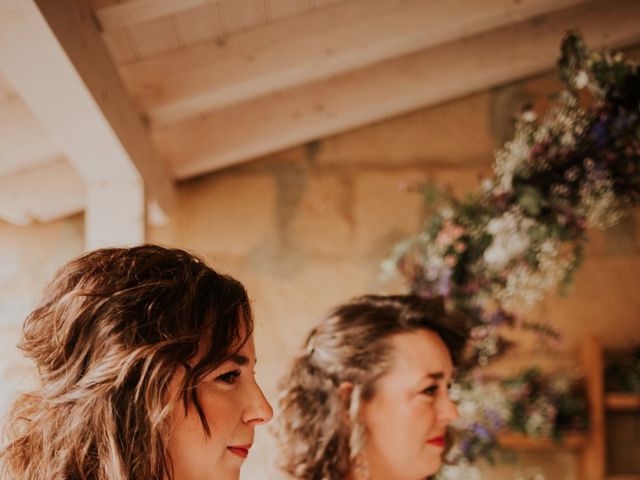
[
  {"left": 227, "top": 445, "right": 251, "bottom": 458},
  {"left": 426, "top": 436, "right": 446, "bottom": 448}
]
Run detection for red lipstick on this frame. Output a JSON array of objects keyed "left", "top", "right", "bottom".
[
  {"left": 227, "top": 444, "right": 251, "bottom": 458},
  {"left": 426, "top": 436, "right": 446, "bottom": 448}
]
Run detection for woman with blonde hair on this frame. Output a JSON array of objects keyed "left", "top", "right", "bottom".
[
  {"left": 1, "top": 244, "right": 272, "bottom": 480},
  {"left": 277, "top": 294, "right": 468, "bottom": 480}
]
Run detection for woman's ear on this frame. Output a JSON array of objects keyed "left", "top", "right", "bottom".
[{"left": 338, "top": 381, "right": 353, "bottom": 405}]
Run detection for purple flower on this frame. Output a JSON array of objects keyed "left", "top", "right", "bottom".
[
  {"left": 591, "top": 120, "right": 608, "bottom": 149},
  {"left": 489, "top": 309, "right": 515, "bottom": 327},
  {"left": 486, "top": 409, "right": 506, "bottom": 429},
  {"left": 471, "top": 422, "right": 494, "bottom": 441},
  {"left": 434, "top": 268, "right": 452, "bottom": 297},
  {"left": 460, "top": 438, "right": 473, "bottom": 458}
]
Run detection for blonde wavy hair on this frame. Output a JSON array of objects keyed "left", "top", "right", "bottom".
[
  {"left": 277, "top": 295, "right": 468, "bottom": 480},
  {"left": 1, "top": 245, "right": 252, "bottom": 480}
]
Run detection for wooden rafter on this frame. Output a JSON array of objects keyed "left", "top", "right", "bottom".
[
  {"left": 153, "top": 0, "right": 640, "bottom": 179},
  {"left": 0, "top": 0, "right": 177, "bottom": 236},
  {"left": 94, "top": 0, "right": 224, "bottom": 31},
  {"left": 121, "top": 0, "right": 593, "bottom": 128}
]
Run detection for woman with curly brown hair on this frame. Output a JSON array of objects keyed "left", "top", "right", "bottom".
[
  {"left": 0, "top": 244, "right": 272, "bottom": 480},
  {"left": 277, "top": 295, "right": 468, "bottom": 480}
]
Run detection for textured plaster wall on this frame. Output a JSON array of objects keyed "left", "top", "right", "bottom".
[
  {"left": 0, "top": 217, "right": 84, "bottom": 414},
  {"left": 1, "top": 71, "right": 638, "bottom": 480}
]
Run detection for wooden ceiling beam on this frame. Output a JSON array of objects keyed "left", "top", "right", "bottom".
[
  {"left": 0, "top": 0, "right": 176, "bottom": 219},
  {"left": 0, "top": 96, "right": 60, "bottom": 177},
  {"left": 94, "top": 0, "right": 223, "bottom": 32},
  {"left": 122, "top": 0, "right": 593, "bottom": 129},
  {"left": 153, "top": 0, "right": 640, "bottom": 179}
]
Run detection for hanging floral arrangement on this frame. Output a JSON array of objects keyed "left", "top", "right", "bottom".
[{"left": 384, "top": 32, "right": 640, "bottom": 365}]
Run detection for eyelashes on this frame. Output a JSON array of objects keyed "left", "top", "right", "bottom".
[
  {"left": 216, "top": 369, "right": 241, "bottom": 385},
  {"left": 421, "top": 383, "right": 454, "bottom": 397},
  {"left": 421, "top": 385, "right": 439, "bottom": 396}
]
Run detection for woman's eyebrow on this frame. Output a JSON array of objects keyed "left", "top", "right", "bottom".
[
  {"left": 230, "top": 354, "right": 249, "bottom": 366},
  {"left": 422, "top": 372, "right": 445, "bottom": 381},
  {"left": 230, "top": 354, "right": 257, "bottom": 366}
]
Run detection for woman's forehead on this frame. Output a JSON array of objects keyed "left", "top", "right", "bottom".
[
  {"left": 237, "top": 334, "right": 256, "bottom": 359},
  {"left": 386, "top": 330, "right": 453, "bottom": 376},
  {"left": 218, "top": 334, "right": 256, "bottom": 365}
]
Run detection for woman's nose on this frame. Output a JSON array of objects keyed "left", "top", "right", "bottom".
[
  {"left": 243, "top": 382, "right": 274, "bottom": 426},
  {"left": 438, "top": 395, "right": 459, "bottom": 424}
]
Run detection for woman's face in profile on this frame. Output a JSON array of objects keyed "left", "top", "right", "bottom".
[
  {"left": 166, "top": 335, "right": 273, "bottom": 480},
  {"left": 360, "top": 330, "right": 458, "bottom": 480}
]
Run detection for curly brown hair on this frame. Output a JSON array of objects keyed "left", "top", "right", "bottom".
[
  {"left": 276, "top": 294, "right": 468, "bottom": 480},
  {"left": 0, "top": 245, "right": 252, "bottom": 480}
]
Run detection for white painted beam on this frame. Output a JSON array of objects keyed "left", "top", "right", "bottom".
[
  {"left": 0, "top": 158, "right": 84, "bottom": 225},
  {"left": 153, "top": 0, "right": 640, "bottom": 179},
  {"left": 0, "top": 0, "right": 176, "bottom": 239},
  {"left": 122, "top": 0, "right": 593, "bottom": 128},
  {"left": 0, "top": 96, "right": 60, "bottom": 177},
  {"left": 85, "top": 180, "right": 145, "bottom": 249}
]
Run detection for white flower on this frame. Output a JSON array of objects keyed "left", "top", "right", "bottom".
[
  {"left": 499, "top": 172, "right": 513, "bottom": 193},
  {"left": 481, "top": 178, "right": 494, "bottom": 193},
  {"left": 533, "top": 125, "right": 550, "bottom": 143},
  {"left": 508, "top": 231, "right": 530, "bottom": 256},
  {"left": 448, "top": 382, "right": 463, "bottom": 402},
  {"left": 577, "top": 176, "right": 625, "bottom": 229},
  {"left": 550, "top": 375, "right": 571, "bottom": 394},
  {"left": 440, "top": 207, "right": 454, "bottom": 220},
  {"left": 453, "top": 380, "right": 512, "bottom": 441},
  {"left": 522, "top": 110, "right": 537, "bottom": 122},
  {"left": 560, "top": 131, "right": 575, "bottom": 147},
  {"left": 494, "top": 135, "right": 531, "bottom": 193},
  {"left": 483, "top": 241, "right": 510, "bottom": 269},
  {"left": 457, "top": 399, "right": 478, "bottom": 419},
  {"left": 487, "top": 213, "right": 516, "bottom": 235},
  {"left": 438, "top": 463, "right": 482, "bottom": 480},
  {"left": 424, "top": 253, "right": 448, "bottom": 281},
  {"left": 483, "top": 212, "right": 530, "bottom": 270},
  {"left": 574, "top": 70, "right": 589, "bottom": 89},
  {"left": 493, "top": 241, "right": 573, "bottom": 310}
]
